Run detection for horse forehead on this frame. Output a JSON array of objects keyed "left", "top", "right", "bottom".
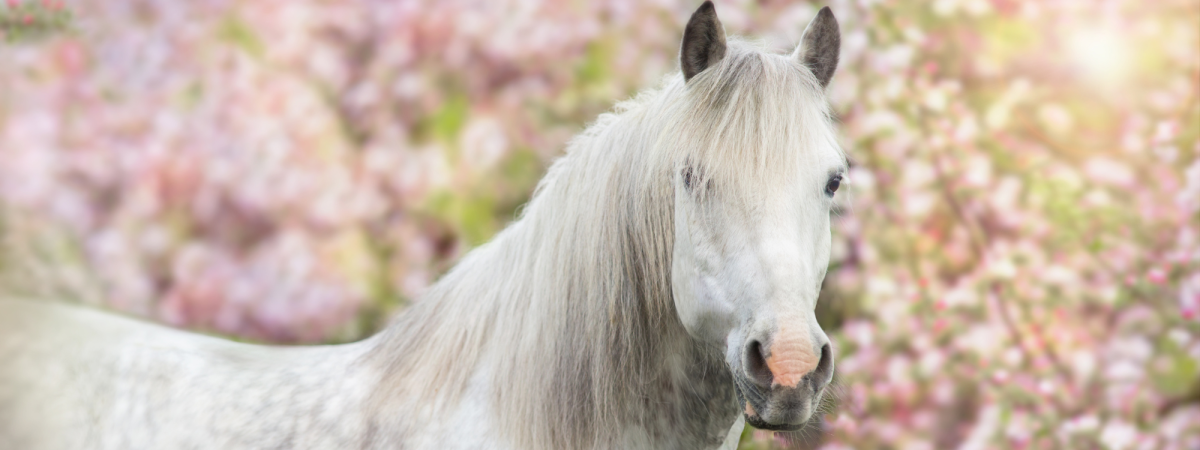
[{"left": 739, "top": 170, "right": 829, "bottom": 211}]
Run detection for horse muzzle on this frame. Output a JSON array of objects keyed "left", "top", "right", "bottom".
[{"left": 733, "top": 338, "right": 834, "bottom": 430}]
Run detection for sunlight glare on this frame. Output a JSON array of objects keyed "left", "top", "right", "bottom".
[{"left": 1065, "top": 25, "right": 1132, "bottom": 86}]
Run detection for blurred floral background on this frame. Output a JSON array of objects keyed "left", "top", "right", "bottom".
[{"left": 1, "top": 0, "right": 1198, "bottom": 448}]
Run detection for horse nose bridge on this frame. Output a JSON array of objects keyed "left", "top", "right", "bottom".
[{"left": 754, "top": 231, "right": 821, "bottom": 302}]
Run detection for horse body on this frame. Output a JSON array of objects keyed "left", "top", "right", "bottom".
[
  {"left": 0, "top": 295, "right": 740, "bottom": 450},
  {"left": 0, "top": 300, "right": 378, "bottom": 450},
  {"left": 1, "top": 3, "right": 844, "bottom": 449}
]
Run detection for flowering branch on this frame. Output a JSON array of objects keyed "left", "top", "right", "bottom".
[
  {"left": 927, "top": 131, "right": 1078, "bottom": 413},
  {"left": 0, "top": 0, "right": 71, "bottom": 42}
]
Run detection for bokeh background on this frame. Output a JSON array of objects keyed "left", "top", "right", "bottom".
[{"left": 1, "top": 0, "right": 1198, "bottom": 448}]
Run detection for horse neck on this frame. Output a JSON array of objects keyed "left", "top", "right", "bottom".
[{"left": 365, "top": 83, "right": 735, "bottom": 448}]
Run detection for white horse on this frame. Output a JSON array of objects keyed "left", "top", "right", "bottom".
[{"left": 0, "top": 2, "right": 845, "bottom": 449}]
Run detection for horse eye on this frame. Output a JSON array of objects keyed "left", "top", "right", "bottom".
[
  {"left": 682, "top": 167, "right": 694, "bottom": 191},
  {"left": 825, "top": 175, "right": 842, "bottom": 196}
]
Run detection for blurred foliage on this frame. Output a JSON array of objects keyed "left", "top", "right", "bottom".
[
  {"left": 0, "top": 0, "right": 71, "bottom": 43},
  {"left": 0, "top": 0, "right": 1198, "bottom": 448}
]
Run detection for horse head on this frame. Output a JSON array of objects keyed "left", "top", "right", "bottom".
[{"left": 667, "top": 1, "right": 844, "bottom": 431}]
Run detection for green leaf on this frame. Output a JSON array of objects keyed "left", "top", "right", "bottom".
[
  {"left": 426, "top": 94, "right": 469, "bottom": 145},
  {"left": 1153, "top": 335, "right": 1200, "bottom": 397},
  {"left": 217, "top": 15, "right": 264, "bottom": 59},
  {"left": 576, "top": 39, "right": 612, "bottom": 87}
]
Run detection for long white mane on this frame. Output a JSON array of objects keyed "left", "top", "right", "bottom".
[{"left": 365, "top": 38, "right": 842, "bottom": 448}]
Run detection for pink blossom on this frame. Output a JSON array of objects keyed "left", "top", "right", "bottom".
[
  {"left": 993, "top": 370, "right": 1010, "bottom": 384},
  {"left": 1147, "top": 267, "right": 1168, "bottom": 284},
  {"left": 933, "top": 318, "right": 947, "bottom": 334}
]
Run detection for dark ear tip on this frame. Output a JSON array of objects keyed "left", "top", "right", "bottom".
[
  {"left": 693, "top": 1, "right": 717, "bottom": 18},
  {"left": 817, "top": 6, "right": 838, "bottom": 23},
  {"left": 688, "top": 1, "right": 718, "bottom": 25}
]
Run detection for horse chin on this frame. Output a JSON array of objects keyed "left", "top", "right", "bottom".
[
  {"left": 733, "top": 375, "right": 819, "bottom": 432},
  {"left": 743, "top": 413, "right": 806, "bottom": 431}
]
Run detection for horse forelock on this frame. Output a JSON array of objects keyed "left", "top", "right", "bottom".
[
  {"left": 365, "top": 38, "right": 840, "bottom": 449},
  {"left": 656, "top": 39, "right": 845, "bottom": 197}
]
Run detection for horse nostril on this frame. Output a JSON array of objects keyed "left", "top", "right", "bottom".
[
  {"left": 812, "top": 343, "right": 834, "bottom": 387},
  {"left": 745, "top": 340, "right": 773, "bottom": 388}
]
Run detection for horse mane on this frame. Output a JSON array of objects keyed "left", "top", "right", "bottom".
[{"left": 364, "top": 38, "right": 841, "bottom": 449}]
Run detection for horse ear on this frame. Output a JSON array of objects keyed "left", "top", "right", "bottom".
[
  {"left": 792, "top": 6, "right": 840, "bottom": 88},
  {"left": 680, "top": 1, "right": 727, "bottom": 82}
]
